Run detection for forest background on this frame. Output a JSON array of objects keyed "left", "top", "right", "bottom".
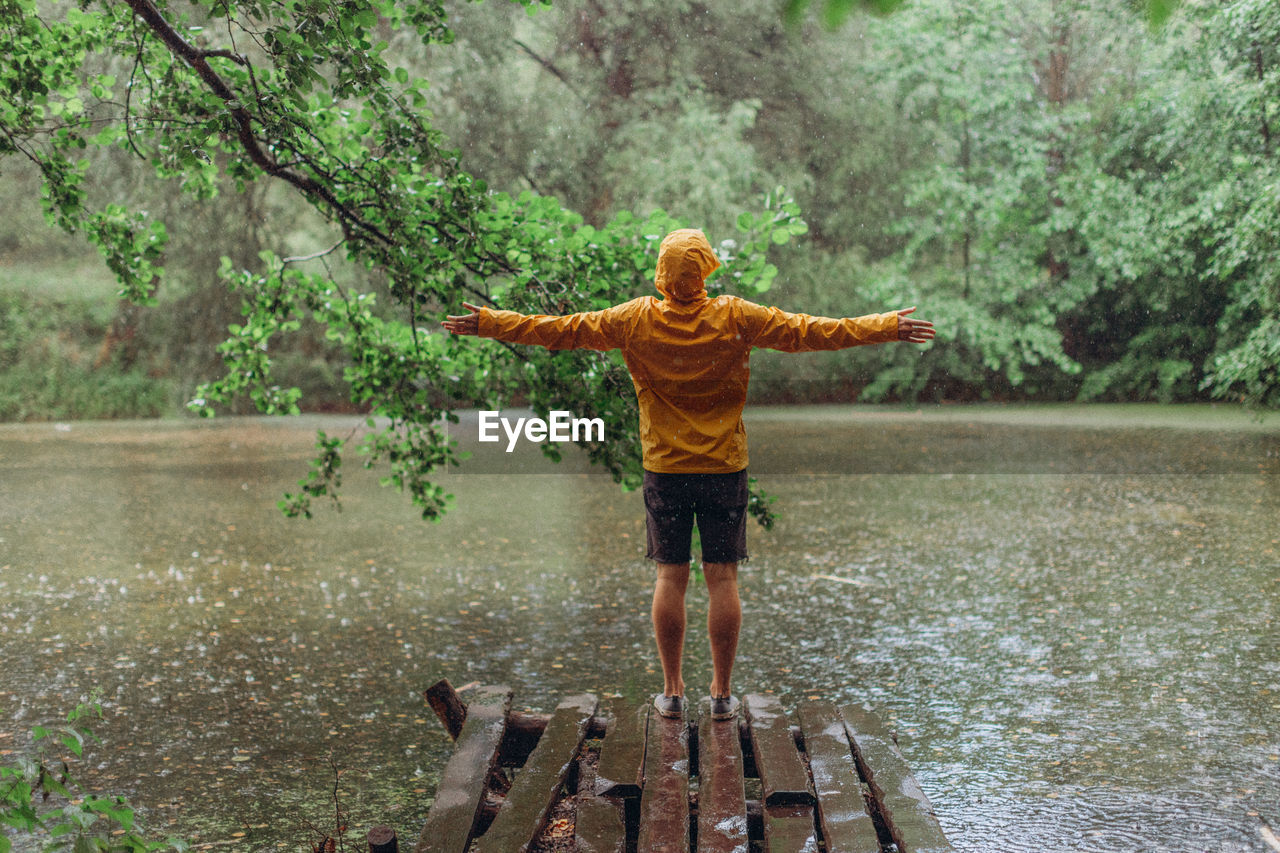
[{"left": 2, "top": 0, "right": 1277, "bottom": 422}]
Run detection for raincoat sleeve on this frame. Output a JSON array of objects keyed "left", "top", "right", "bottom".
[
  {"left": 742, "top": 302, "right": 899, "bottom": 352},
  {"left": 476, "top": 303, "right": 629, "bottom": 351}
]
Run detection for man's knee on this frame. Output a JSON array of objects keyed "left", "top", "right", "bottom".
[
  {"left": 702, "top": 561, "right": 739, "bottom": 588},
  {"left": 656, "top": 561, "right": 691, "bottom": 588}
]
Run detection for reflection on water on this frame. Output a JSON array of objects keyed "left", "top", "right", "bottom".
[{"left": 0, "top": 406, "right": 1277, "bottom": 852}]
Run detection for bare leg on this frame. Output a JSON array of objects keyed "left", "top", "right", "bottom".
[
  {"left": 703, "top": 561, "right": 740, "bottom": 698},
  {"left": 652, "top": 561, "right": 690, "bottom": 697}
]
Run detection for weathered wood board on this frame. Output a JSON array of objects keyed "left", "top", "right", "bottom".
[
  {"left": 414, "top": 685, "right": 512, "bottom": 853},
  {"left": 743, "top": 694, "right": 813, "bottom": 806},
  {"left": 575, "top": 746, "right": 627, "bottom": 853},
  {"left": 761, "top": 802, "right": 819, "bottom": 853},
  {"left": 796, "top": 699, "right": 880, "bottom": 853},
  {"left": 697, "top": 701, "right": 748, "bottom": 853},
  {"left": 637, "top": 706, "right": 690, "bottom": 853},
  {"left": 474, "top": 694, "right": 597, "bottom": 853},
  {"left": 417, "top": 685, "right": 953, "bottom": 853},
  {"left": 595, "top": 696, "right": 649, "bottom": 798},
  {"left": 840, "top": 703, "right": 955, "bottom": 853}
]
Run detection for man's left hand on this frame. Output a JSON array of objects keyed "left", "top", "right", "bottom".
[{"left": 443, "top": 302, "right": 483, "bottom": 336}]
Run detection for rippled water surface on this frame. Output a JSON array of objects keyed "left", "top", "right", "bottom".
[{"left": 1, "top": 405, "right": 1277, "bottom": 852}]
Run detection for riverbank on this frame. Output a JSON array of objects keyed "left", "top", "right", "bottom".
[
  {"left": 5, "top": 401, "right": 1274, "bottom": 437},
  {"left": 746, "top": 401, "right": 1277, "bottom": 432}
]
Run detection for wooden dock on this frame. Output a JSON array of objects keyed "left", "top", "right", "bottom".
[{"left": 412, "top": 680, "right": 953, "bottom": 853}]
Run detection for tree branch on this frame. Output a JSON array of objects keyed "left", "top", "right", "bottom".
[
  {"left": 283, "top": 240, "right": 345, "bottom": 265},
  {"left": 121, "top": 0, "right": 394, "bottom": 247},
  {"left": 513, "top": 38, "right": 587, "bottom": 104},
  {"left": 199, "top": 48, "right": 246, "bottom": 65}
]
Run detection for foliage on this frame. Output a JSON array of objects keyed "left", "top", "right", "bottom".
[
  {"left": 438, "top": 0, "right": 1264, "bottom": 411},
  {"left": 1, "top": 0, "right": 1277, "bottom": 533},
  {"left": 1058, "top": 0, "right": 1280, "bottom": 408},
  {"left": 777, "top": 0, "right": 1276, "bottom": 408},
  {"left": 784, "top": 0, "right": 1182, "bottom": 29},
  {"left": 414, "top": 0, "right": 794, "bottom": 242},
  {"left": 842, "top": 0, "right": 1126, "bottom": 399},
  {"left": 0, "top": 692, "right": 187, "bottom": 852},
  {"left": 0, "top": 0, "right": 804, "bottom": 522},
  {"left": 783, "top": 0, "right": 907, "bottom": 29},
  {"left": 0, "top": 292, "right": 170, "bottom": 421}
]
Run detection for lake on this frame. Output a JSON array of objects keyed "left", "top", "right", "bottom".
[{"left": 1, "top": 404, "right": 1277, "bottom": 852}]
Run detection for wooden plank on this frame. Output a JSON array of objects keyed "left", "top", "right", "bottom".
[
  {"left": 637, "top": 703, "right": 689, "bottom": 853},
  {"left": 840, "top": 704, "right": 954, "bottom": 853},
  {"left": 796, "top": 700, "right": 880, "bottom": 853},
  {"left": 762, "top": 803, "right": 818, "bottom": 853},
  {"left": 743, "top": 694, "right": 813, "bottom": 806},
  {"left": 474, "top": 694, "right": 598, "bottom": 853},
  {"left": 595, "top": 696, "right": 648, "bottom": 798},
  {"left": 575, "top": 747, "right": 626, "bottom": 853},
  {"left": 414, "top": 685, "right": 512, "bottom": 853},
  {"left": 697, "top": 700, "right": 748, "bottom": 853},
  {"left": 576, "top": 798, "right": 627, "bottom": 853}
]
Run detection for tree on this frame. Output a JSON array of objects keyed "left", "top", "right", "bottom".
[
  {"left": 849, "top": 0, "right": 1140, "bottom": 400},
  {"left": 783, "top": 0, "right": 1183, "bottom": 29},
  {"left": 1058, "top": 0, "right": 1280, "bottom": 407},
  {"left": 0, "top": 0, "right": 805, "bottom": 521}
]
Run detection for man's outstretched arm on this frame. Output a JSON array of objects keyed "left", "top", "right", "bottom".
[
  {"left": 747, "top": 303, "right": 936, "bottom": 352},
  {"left": 444, "top": 301, "right": 624, "bottom": 351}
]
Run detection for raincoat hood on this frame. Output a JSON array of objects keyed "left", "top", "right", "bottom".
[{"left": 654, "top": 229, "right": 720, "bottom": 303}]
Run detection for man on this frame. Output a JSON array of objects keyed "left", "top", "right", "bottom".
[{"left": 444, "top": 228, "right": 935, "bottom": 720}]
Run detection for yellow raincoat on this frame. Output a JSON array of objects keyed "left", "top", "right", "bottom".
[{"left": 476, "top": 229, "right": 899, "bottom": 473}]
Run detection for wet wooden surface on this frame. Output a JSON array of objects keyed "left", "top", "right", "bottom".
[
  {"left": 761, "top": 802, "right": 819, "bottom": 853},
  {"left": 595, "top": 696, "right": 648, "bottom": 798},
  {"left": 697, "top": 700, "right": 748, "bottom": 853},
  {"left": 414, "top": 685, "right": 512, "bottom": 853},
  {"left": 575, "top": 746, "right": 627, "bottom": 853},
  {"left": 637, "top": 706, "right": 690, "bottom": 853},
  {"left": 419, "top": 686, "right": 952, "bottom": 853},
  {"left": 474, "top": 694, "right": 597, "bottom": 853},
  {"left": 743, "top": 694, "right": 813, "bottom": 806},
  {"left": 841, "top": 703, "right": 955, "bottom": 853},
  {"left": 797, "top": 699, "right": 880, "bottom": 853}
]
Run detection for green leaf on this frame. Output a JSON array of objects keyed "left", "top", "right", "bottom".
[
  {"left": 60, "top": 730, "right": 84, "bottom": 756},
  {"left": 1145, "top": 0, "right": 1180, "bottom": 27}
]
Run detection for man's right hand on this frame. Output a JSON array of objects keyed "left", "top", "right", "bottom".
[
  {"left": 895, "top": 307, "right": 935, "bottom": 344},
  {"left": 443, "top": 302, "right": 483, "bottom": 336}
]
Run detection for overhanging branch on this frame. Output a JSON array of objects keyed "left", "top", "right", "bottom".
[{"left": 121, "top": 0, "right": 393, "bottom": 246}]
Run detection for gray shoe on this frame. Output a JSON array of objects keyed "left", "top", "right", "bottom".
[
  {"left": 710, "top": 694, "right": 740, "bottom": 721},
  {"left": 654, "top": 693, "right": 684, "bottom": 719}
]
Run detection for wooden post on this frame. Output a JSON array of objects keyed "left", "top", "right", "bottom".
[
  {"left": 425, "top": 679, "right": 469, "bottom": 741},
  {"left": 367, "top": 825, "right": 397, "bottom": 853}
]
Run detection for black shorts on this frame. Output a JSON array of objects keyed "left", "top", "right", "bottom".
[{"left": 643, "top": 469, "right": 749, "bottom": 564}]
